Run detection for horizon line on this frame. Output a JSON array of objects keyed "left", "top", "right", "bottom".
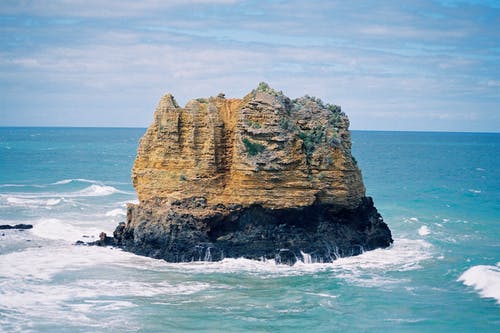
[{"left": 0, "top": 126, "right": 498, "bottom": 135}]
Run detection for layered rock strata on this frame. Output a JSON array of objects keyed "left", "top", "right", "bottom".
[{"left": 98, "top": 83, "right": 392, "bottom": 264}]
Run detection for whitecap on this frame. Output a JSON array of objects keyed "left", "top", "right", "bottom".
[
  {"left": 0, "top": 184, "right": 28, "bottom": 188},
  {"left": 458, "top": 263, "right": 500, "bottom": 304},
  {"left": 0, "top": 244, "right": 137, "bottom": 281},
  {"left": 0, "top": 186, "right": 129, "bottom": 210},
  {"left": 46, "top": 198, "right": 62, "bottom": 206},
  {"left": 122, "top": 198, "right": 139, "bottom": 206},
  {"left": 50, "top": 178, "right": 100, "bottom": 185},
  {"left": 0, "top": 183, "right": 44, "bottom": 188},
  {"left": 305, "top": 292, "right": 338, "bottom": 299},
  {"left": 51, "top": 179, "right": 74, "bottom": 185},
  {"left": 31, "top": 218, "right": 112, "bottom": 243},
  {"left": 409, "top": 217, "right": 419, "bottom": 222},
  {"left": 71, "top": 184, "right": 124, "bottom": 197},
  {"left": 468, "top": 189, "right": 482, "bottom": 194},
  {"left": 135, "top": 238, "right": 434, "bottom": 287},
  {"left": 3, "top": 196, "right": 62, "bottom": 208},
  {"left": 418, "top": 225, "right": 431, "bottom": 236},
  {"left": 105, "top": 208, "right": 126, "bottom": 217}
]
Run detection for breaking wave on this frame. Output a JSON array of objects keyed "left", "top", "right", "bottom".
[
  {"left": 0, "top": 185, "right": 130, "bottom": 208},
  {"left": 114, "top": 238, "right": 435, "bottom": 287},
  {"left": 105, "top": 208, "right": 126, "bottom": 217},
  {"left": 458, "top": 263, "right": 500, "bottom": 304},
  {"left": 30, "top": 218, "right": 113, "bottom": 243},
  {"left": 71, "top": 184, "right": 125, "bottom": 197},
  {"left": 418, "top": 225, "right": 431, "bottom": 236},
  {"left": 51, "top": 178, "right": 101, "bottom": 185}
]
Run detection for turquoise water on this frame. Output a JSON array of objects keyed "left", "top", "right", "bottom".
[{"left": 0, "top": 128, "right": 498, "bottom": 332}]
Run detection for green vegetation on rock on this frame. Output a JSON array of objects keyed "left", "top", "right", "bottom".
[
  {"left": 242, "top": 137, "right": 266, "bottom": 156},
  {"left": 254, "top": 82, "right": 282, "bottom": 97},
  {"left": 246, "top": 119, "right": 262, "bottom": 129},
  {"left": 297, "top": 127, "right": 325, "bottom": 158}
]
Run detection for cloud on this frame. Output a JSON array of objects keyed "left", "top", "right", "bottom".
[
  {"left": 0, "top": 0, "right": 240, "bottom": 17},
  {"left": 0, "top": 0, "right": 499, "bottom": 131}
]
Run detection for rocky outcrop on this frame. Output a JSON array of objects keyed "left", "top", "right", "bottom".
[
  {"left": 98, "top": 83, "right": 392, "bottom": 264},
  {"left": 0, "top": 224, "right": 33, "bottom": 230},
  {"left": 132, "top": 83, "right": 365, "bottom": 209}
]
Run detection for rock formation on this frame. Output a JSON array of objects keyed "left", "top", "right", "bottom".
[
  {"left": 98, "top": 83, "right": 392, "bottom": 264},
  {"left": 0, "top": 224, "right": 33, "bottom": 230}
]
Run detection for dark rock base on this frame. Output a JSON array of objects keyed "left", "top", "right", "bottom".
[
  {"left": 94, "top": 197, "right": 392, "bottom": 265},
  {"left": 0, "top": 224, "right": 33, "bottom": 230}
]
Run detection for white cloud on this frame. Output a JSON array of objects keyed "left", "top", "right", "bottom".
[
  {"left": 0, "top": 0, "right": 240, "bottom": 17},
  {"left": 0, "top": 0, "right": 499, "bottom": 131}
]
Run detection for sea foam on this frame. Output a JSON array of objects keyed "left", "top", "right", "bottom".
[
  {"left": 4, "top": 196, "right": 61, "bottom": 208},
  {"left": 31, "top": 218, "right": 112, "bottom": 243},
  {"left": 105, "top": 208, "right": 126, "bottom": 217},
  {"left": 71, "top": 184, "right": 125, "bottom": 197},
  {"left": 0, "top": 245, "right": 211, "bottom": 331},
  {"left": 51, "top": 178, "right": 100, "bottom": 185},
  {"left": 125, "top": 238, "right": 434, "bottom": 286},
  {"left": 458, "top": 263, "right": 500, "bottom": 304},
  {"left": 418, "top": 225, "right": 431, "bottom": 236},
  {"left": 1, "top": 185, "right": 127, "bottom": 206}
]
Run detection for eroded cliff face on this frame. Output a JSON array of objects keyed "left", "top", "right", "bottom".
[
  {"left": 132, "top": 83, "right": 365, "bottom": 209},
  {"left": 93, "top": 83, "right": 392, "bottom": 264}
]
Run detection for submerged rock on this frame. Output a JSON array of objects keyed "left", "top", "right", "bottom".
[{"left": 96, "top": 83, "right": 392, "bottom": 264}]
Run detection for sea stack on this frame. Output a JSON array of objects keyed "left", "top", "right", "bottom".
[{"left": 110, "top": 83, "right": 392, "bottom": 264}]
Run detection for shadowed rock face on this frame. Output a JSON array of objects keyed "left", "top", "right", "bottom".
[
  {"left": 109, "top": 196, "right": 392, "bottom": 265},
  {"left": 99, "top": 83, "right": 392, "bottom": 264}
]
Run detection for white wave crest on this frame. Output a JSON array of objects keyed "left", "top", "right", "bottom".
[
  {"left": 1, "top": 178, "right": 101, "bottom": 188},
  {"left": 1, "top": 185, "right": 128, "bottom": 206},
  {"left": 418, "top": 225, "right": 431, "bottom": 236},
  {"left": 31, "top": 218, "right": 111, "bottom": 243},
  {"left": 127, "top": 238, "right": 434, "bottom": 287},
  {"left": 458, "top": 263, "right": 500, "bottom": 304},
  {"left": 72, "top": 184, "right": 123, "bottom": 197},
  {"left": 0, "top": 184, "right": 29, "bottom": 188},
  {"left": 3, "top": 196, "right": 62, "bottom": 208},
  {"left": 0, "top": 245, "right": 131, "bottom": 281},
  {"left": 105, "top": 208, "right": 126, "bottom": 217},
  {"left": 51, "top": 178, "right": 100, "bottom": 185}
]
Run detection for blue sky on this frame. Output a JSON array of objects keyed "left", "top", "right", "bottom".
[{"left": 0, "top": 0, "right": 499, "bottom": 131}]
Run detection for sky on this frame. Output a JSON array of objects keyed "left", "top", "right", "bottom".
[{"left": 0, "top": 0, "right": 499, "bottom": 131}]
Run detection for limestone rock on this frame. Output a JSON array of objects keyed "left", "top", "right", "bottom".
[
  {"left": 96, "top": 83, "right": 392, "bottom": 264},
  {"left": 132, "top": 83, "right": 365, "bottom": 209}
]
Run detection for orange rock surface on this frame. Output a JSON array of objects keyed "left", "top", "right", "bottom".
[{"left": 132, "top": 83, "right": 365, "bottom": 209}]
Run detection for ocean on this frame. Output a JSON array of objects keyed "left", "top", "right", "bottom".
[{"left": 0, "top": 128, "right": 498, "bottom": 332}]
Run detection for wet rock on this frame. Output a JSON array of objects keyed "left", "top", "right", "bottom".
[
  {"left": 0, "top": 224, "right": 33, "bottom": 230},
  {"left": 98, "top": 196, "right": 392, "bottom": 265}
]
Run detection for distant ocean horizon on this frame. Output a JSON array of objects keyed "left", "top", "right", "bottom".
[
  {"left": 2, "top": 126, "right": 499, "bottom": 134},
  {"left": 0, "top": 127, "right": 498, "bottom": 332}
]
